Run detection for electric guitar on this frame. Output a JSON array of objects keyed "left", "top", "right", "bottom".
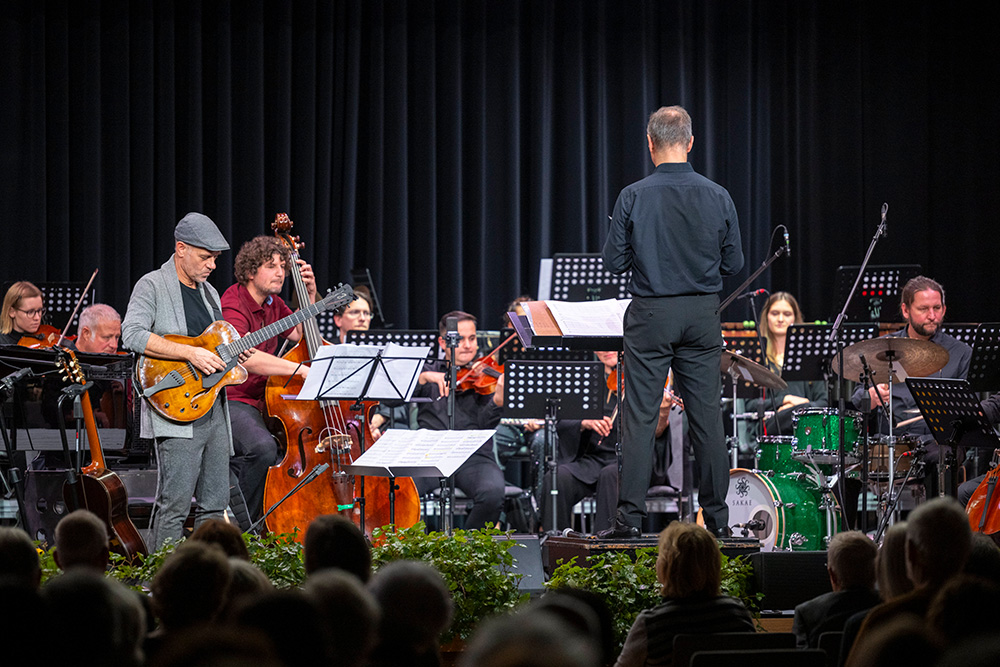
[{"left": 135, "top": 284, "right": 354, "bottom": 423}]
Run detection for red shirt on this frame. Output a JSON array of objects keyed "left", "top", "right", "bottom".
[{"left": 221, "top": 283, "right": 295, "bottom": 411}]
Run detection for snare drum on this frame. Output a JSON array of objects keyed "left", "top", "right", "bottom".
[
  {"left": 868, "top": 434, "right": 922, "bottom": 481},
  {"left": 792, "top": 407, "right": 862, "bottom": 465},
  {"left": 755, "top": 436, "right": 812, "bottom": 476},
  {"left": 727, "top": 469, "right": 837, "bottom": 551}
]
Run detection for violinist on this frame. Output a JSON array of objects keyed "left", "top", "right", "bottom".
[
  {"left": 409, "top": 310, "right": 506, "bottom": 529},
  {"left": 540, "top": 351, "right": 674, "bottom": 533},
  {"left": 0, "top": 281, "right": 46, "bottom": 346},
  {"left": 220, "top": 235, "right": 317, "bottom": 528}
]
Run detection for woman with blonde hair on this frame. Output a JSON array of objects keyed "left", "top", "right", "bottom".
[
  {"left": 615, "top": 522, "right": 753, "bottom": 666},
  {"left": 0, "top": 281, "right": 45, "bottom": 346}
]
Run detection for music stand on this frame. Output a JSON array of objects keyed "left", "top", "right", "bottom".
[
  {"left": 940, "top": 324, "right": 980, "bottom": 348},
  {"left": 292, "top": 342, "right": 429, "bottom": 534},
  {"left": 350, "top": 267, "right": 391, "bottom": 328},
  {"left": 35, "top": 281, "right": 93, "bottom": 332},
  {"left": 833, "top": 264, "right": 921, "bottom": 323},
  {"left": 722, "top": 334, "right": 765, "bottom": 400},
  {"left": 550, "top": 253, "right": 631, "bottom": 302},
  {"left": 346, "top": 329, "right": 440, "bottom": 361},
  {"left": 967, "top": 323, "right": 1000, "bottom": 393},
  {"left": 505, "top": 360, "right": 604, "bottom": 532},
  {"left": 782, "top": 324, "right": 879, "bottom": 382}
]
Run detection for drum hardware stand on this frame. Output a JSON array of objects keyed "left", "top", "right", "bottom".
[
  {"left": 829, "top": 203, "right": 889, "bottom": 532},
  {"left": 857, "top": 352, "right": 900, "bottom": 526},
  {"left": 872, "top": 442, "right": 926, "bottom": 542}
]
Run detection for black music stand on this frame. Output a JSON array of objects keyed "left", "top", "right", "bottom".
[
  {"left": 35, "top": 281, "right": 93, "bottom": 332},
  {"left": 940, "top": 324, "right": 980, "bottom": 348},
  {"left": 350, "top": 267, "right": 391, "bottom": 328},
  {"left": 346, "top": 329, "right": 440, "bottom": 360},
  {"left": 722, "top": 335, "right": 765, "bottom": 400},
  {"left": 505, "top": 360, "right": 604, "bottom": 533},
  {"left": 967, "top": 323, "right": 1000, "bottom": 393},
  {"left": 782, "top": 324, "right": 879, "bottom": 382},
  {"left": 550, "top": 253, "right": 631, "bottom": 302},
  {"left": 833, "top": 264, "right": 921, "bottom": 323}
]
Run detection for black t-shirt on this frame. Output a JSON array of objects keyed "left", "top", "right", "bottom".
[{"left": 180, "top": 282, "right": 214, "bottom": 337}]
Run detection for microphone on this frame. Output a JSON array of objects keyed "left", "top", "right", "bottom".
[
  {"left": 783, "top": 228, "right": 791, "bottom": 258},
  {"left": 736, "top": 288, "right": 769, "bottom": 300},
  {"left": 0, "top": 367, "right": 34, "bottom": 395},
  {"left": 880, "top": 202, "right": 888, "bottom": 238}
]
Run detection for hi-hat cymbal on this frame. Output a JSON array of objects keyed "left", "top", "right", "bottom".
[
  {"left": 832, "top": 336, "right": 949, "bottom": 384},
  {"left": 720, "top": 350, "right": 788, "bottom": 390}
]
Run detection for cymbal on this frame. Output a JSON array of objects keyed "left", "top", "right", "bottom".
[
  {"left": 720, "top": 350, "right": 788, "bottom": 390},
  {"left": 832, "top": 336, "right": 949, "bottom": 384}
]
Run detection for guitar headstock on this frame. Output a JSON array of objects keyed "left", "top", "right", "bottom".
[
  {"left": 55, "top": 348, "right": 86, "bottom": 386},
  {"left": 320, "top": 283, "right": 357, "bottom": 314}
]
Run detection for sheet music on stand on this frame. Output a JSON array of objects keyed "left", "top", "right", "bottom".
[
  {"left": 834, "top": 264, "right": 921, "bottom": 323},
  {"left": 344, "top": 429, "right": 496, "bottom": 478},
  {"left": 295, "top": 343, "right": 429, "bottom": 402},
  {"left": 550, "top": 253, "right": 630, "bottom": 302},
  {"left": 504, "top": 361, "right": 604, "bottom": 420},
  {"left": 346, "top": 329, "right": 440, "bottom": 362},
  {"left": 782, "top": 323, "right": 879, "bottom": 382},
  {"left": 906, "top": 378, "right": 1000, "bottom": 451},
  {"left": 968, "top": 323, "right": 1000, "bottom": 393}
]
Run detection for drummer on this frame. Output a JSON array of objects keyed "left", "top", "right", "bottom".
[
  {"left": 849, "top": 276, "right": 971, "bottom": 491},
  {"left": 745, "top": 292, "right": 828, "bottom": 437}
]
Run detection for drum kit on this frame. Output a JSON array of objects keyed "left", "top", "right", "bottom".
[{"left": 725, "top": 335, "right": 949, "bottom": 551}]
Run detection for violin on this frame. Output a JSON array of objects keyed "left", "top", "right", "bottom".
[
  {"left": 455, "top": 333, "right": 516, "bottom": 395},
  {"left": 18, "top": 324, "right": 63, "bottom": 349},
  {"left": 605, "top": 368, "right": 684, "bottom": 410}
]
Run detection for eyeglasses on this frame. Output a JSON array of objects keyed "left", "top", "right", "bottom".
[
  {"left": 17, "top": 308, "right": 46, "bottom": 318},
  {"left": 345, "top": 309, "right": 371, "bottom": 319}
]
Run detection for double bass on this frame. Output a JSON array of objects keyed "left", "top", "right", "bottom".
[{"left": 263, "top": 214, "right": 419, "bottom": 540}]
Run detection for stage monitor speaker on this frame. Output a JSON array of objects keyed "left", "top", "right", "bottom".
[
  {"left": 22, "top": 470, "right": 71, "bottom": 546},
  {"left": 495, "top": 534, "right": 546, "bottom": 596},
  {"left": 750, "top": 551, "right": 831, "bottom": 611}
]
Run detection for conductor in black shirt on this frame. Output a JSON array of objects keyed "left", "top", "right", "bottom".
[{"left": 601, "top": 105, "right": 744, "bottom": 538}]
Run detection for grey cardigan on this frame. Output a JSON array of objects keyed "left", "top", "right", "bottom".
[{"left": 121, "top": 255, "right": 234, "bottom": 449}]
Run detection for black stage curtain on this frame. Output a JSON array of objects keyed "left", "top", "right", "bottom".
[{"left": 1, "top": 1, "right": 997, "bottom": 330}]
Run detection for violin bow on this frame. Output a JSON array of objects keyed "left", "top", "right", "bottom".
[{"left": 58, "top": 268, "right": 99, "bottom": 346}]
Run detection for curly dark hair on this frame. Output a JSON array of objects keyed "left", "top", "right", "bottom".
[{"left": 233, "top": 236, "right": 292, "bottom": 285}]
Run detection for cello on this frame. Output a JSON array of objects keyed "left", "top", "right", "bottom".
[
  {"left": 966, "top": 448, "right": 1000, "bottom": 535},
  {"left": 263, "top": 214, "right": 419, "bottom": 540}
]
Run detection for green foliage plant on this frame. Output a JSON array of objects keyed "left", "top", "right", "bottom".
[{"left": 370, "top": 522, "right": 529, "bottom": 643}]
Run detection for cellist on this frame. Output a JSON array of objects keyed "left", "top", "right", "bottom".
[
  {"left": 0, "top": 281, "right": 46, "bottom": 346},
  {"left": 220, "top": 235, "right": 317, "bottom": 528},
  {"left": 959, "top": 392, "right": 1000, "bottom": 508}
]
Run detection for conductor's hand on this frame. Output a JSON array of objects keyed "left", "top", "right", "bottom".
[
  {"left": 420, "top": 370, "right": 449, "bottom": 397},
  {"left": 582, "top": 416, "right": 613, "bottom": 438}
]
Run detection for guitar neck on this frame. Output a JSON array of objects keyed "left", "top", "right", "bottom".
[
  {"left": 80, "top": 390, "right": 106, "bottom": 473},
  {"left": 223, "top": 295, "right": 336, "bottom": 358}
]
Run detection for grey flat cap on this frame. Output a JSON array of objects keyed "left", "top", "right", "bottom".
[{"left": 174, "top": 212, "right": 230, "bottom": 252}]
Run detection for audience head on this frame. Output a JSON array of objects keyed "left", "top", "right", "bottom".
[
  {"left": 927, "top": 574, "right": 1000, "bottom": 646},
  {"left": 0, "top": 526, "right": 41, "bottom": 589},
  {"left": 151, "top": 541, "right": 231, "bottom": 632},
  {"left": 827, "top": 530, "right": 877, "bottom": 591},
  {"left": 963, "top": 532, "right": 1000, "bottom": 585},
  {"left": 234, "top": 589, "right": 329, "bottom": 665},
  {"left": 536, "top": 588, "right": 615, "bottom": 665},
  {"left": 42, "top": 569, "right": 146, "bottom": 667},
  {"left": 220, "top": 558, "right": 273, "bottom": 621},
  {"left": 876, "top": 521, "right": 912, "bottom": 601},
  {"left": 459, "top": 609, "right": 600, "bottom": 667},
  {"left": 53, "top": 509, "right": 110, "bottom": 572},
  {"left": 189, "top": 519, "right": 250, "bottom": 561},
  {"left": 147, "top": 626, "right": 283, "bottom": 667},
  {"left": 905, "top": 496, "right": 971, "bottom": 587},
  {"left": 303, "top": 568, "right": 381, "bottom": 667},
  {"left": 2, "top": 280, "right": 44, "bottom": 335},
  {"left": 848, "top": 614, "right": 941, "bottom": 667},
  {"left": 369, "top": 560, "right": 453, "bottom": 653},
  {"left": 656, "top": 522, "right": 722, "bottom": 598},
  {"left": 303, "top": 514, "right": 372, "bottom": 582},
  {"left": 76, "top": 303, "right": 122, "bottom": 354}
]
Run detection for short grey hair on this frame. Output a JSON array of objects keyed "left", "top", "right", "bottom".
[
  {"left": 647, "top": 106, "right": 692, "bottom": 150},
  {"left": 79, "top": 303, "right": 121, "bottom": 332},
  {"left": 827, "top": 530, "right": 877, "bottom": 589}
]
